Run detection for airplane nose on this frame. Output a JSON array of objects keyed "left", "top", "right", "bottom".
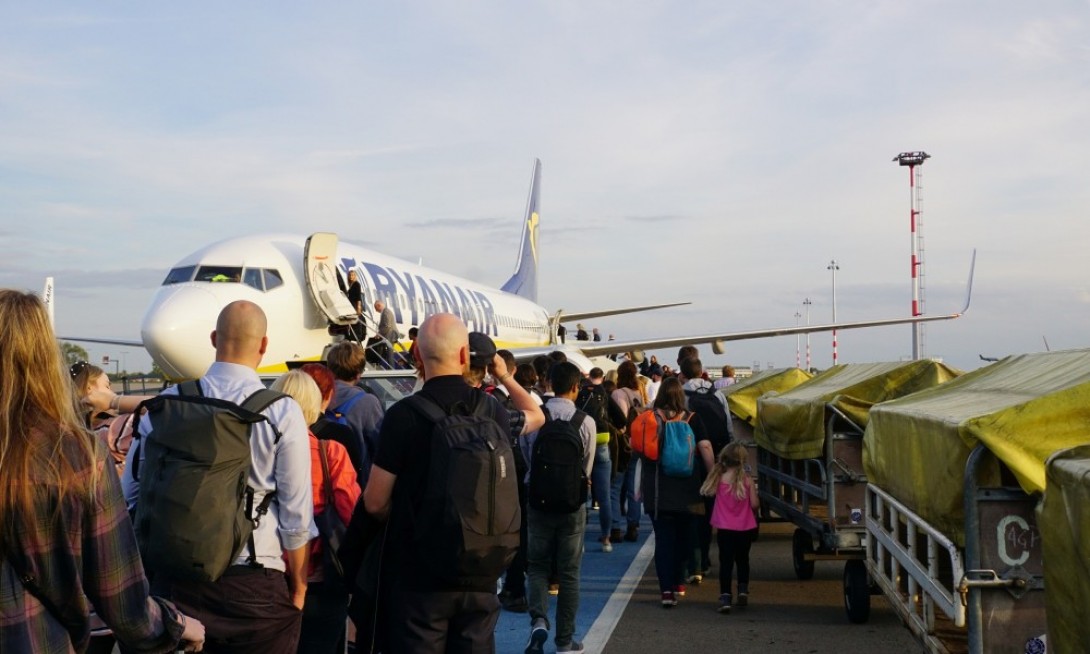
[{"left": 141, "top": 286, "right": 220, "bottom": 379}]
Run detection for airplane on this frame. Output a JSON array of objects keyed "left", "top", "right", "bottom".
[{"left": 59, "top": 158, "right": 975, "bottom": 380}]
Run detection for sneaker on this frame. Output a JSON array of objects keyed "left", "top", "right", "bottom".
[
  {"left": 718, "top": 594, "right": 732, "bottom": 614},
  {"left": 624, "top": 525, "right": 639, "bottom": 542},
  {"left": 557, "top": 640, "right": 584, "bottom": 653},
  {"left": 548, "top": 583, "right": 559, "bottom": 596},
  {"left": 525, "top": 619, "right": 548, "bottom": 654},
  {"left": 675, "top": 584, "right": 686, "bottom": 597},
  {"left": 599, "top": 536, "right": 613, "bottom": 553},
  {"left": 500, "top": 592, "right": 528, "bottom": 613},
  {"left": 686, "top": 574, "right": 702, "bottom": 585},
  {"left": 736, "top": 592, "right": 748, "bottom": 607},
  {"left": 661, "top": 591, "right": 678, "bottom": 608}
]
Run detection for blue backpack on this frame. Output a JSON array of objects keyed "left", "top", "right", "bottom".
[
  {"left": 659, "top": 412, "right": 696, "bottom": 477},
  {"left": 325, "top": 391, "right": 373, "bottom": 459}
]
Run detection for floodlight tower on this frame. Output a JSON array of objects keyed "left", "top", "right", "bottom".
[
  {"left": 893, "top": 151, "right": 930, "bottom": 360},
  {"left": 803, "top": 298, "right": 812, "bottom": 370},
  {"left": 827, "top": 260, "right": 839, "bottom": 366},
  {"left": 794, "top": 311, "right": 802, "bottom": 368}
]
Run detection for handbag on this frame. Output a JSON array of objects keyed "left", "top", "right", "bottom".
[{"left": 317, "top": 440, "right": 349, "bottom": 582}]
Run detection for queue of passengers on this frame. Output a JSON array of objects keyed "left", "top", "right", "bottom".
[{"left": 0, "top": 287, "right": 751, "bottom": 654}]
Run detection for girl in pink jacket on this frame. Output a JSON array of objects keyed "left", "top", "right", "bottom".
[{"left": 701, "top": 442, "right": 759, "bottom": 614}]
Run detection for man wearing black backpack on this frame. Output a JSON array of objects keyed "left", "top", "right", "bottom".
[
  {"left": 122, "top": 300, "right": 314, "bottom": 653},
  {"left": 522, "top": 361, "right": 596, "bottom": 654},
  {"left": 678, "top": 355, "right": 735, "bottom": 584},
  {"left": 325, "top": 341, "right": 384, "bottom": 487},
  {"left": 362, "top": 314, "right": 542, "bottom": 653}
]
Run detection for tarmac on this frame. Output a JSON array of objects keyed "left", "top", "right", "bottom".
[{"left": 496, "top": 515, "right": 922, "bottom": 654}]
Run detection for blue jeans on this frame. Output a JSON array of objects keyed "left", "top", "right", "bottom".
[
  {"left": 527, "top": 506, "right": 586, "bottom": 647},
  {"left": 591, "top": 444, "right": 612, "bottom": 539},
  {"left": 610, "top": 461, "right": 641, "bottom": 530},
  {"left": 650, "top": 511, "right": 695, "bottom": 593}
]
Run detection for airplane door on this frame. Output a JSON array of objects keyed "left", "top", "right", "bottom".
[{"left": 304, "top": 233, "right": 358, "bottom": 325}]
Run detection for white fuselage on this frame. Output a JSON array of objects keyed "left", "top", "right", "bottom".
[{"left": 141, "top": 233, "right": 552, "bottom": 379}]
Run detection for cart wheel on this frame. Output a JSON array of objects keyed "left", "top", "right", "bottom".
[
  {"left": 843, "top": 560, "right": 871, "bottom": 624},
  {"left": 791, "top": 528, "right": 815, "bottom": 580}
]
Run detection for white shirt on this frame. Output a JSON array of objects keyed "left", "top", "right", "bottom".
[{"left": 122, "top": 362, "right": 316, "bottom": 571}]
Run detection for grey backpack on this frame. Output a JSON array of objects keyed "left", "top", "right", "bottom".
[{"left": 131, "top": 380, "right": 286, "bottom": 582}]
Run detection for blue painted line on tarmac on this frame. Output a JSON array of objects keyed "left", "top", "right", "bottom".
[{"left": 494, "top": 513, "right": 654, "bottom": 654}]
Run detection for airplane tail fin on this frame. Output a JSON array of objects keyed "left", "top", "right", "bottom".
[
  {"left": 42, "top": 277, "right": 55, "bottom": 327},
  {"left": 500, "top": 158, "right": 542, "bottom": 302}
]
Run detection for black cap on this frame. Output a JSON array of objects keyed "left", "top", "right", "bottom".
[{"left": 468, "top": 331, "right": 497, "bottom": 369}]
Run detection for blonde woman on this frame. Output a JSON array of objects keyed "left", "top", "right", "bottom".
[
  {"left": 0, "top": 289, "right": 204, "bottom": 653},
  {"left": 270, "top": 370, "right": 359, "bottom": 654}
]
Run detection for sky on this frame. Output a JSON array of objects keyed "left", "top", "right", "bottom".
[{"left": 2, "top": 2, "right": 1088, "bottom": 375}]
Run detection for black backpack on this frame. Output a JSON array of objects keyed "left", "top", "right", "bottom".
[
  {"left": 131, "top": 380, "right": 286, "bottom": 582},
  {"left": 685, "top": 385, "right": 733, "bottom": 454},
  {"left": 575, "top": 383, "right": 611, "bottom": 435},
  {"left": 406, "top": 392, "right": 521, "bottom": 585},
  {"left": 528, "top": 406, "right": 589, "bottom": 514}
]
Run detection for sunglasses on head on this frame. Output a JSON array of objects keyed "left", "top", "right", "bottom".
[{"left": 69, "top": 360, "right": 90, "bottom": 379}]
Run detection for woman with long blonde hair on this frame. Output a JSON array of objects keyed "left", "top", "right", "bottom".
[
  {"left": 0, "top": 289, "right": 204, "bottom": 653},
  {"left": 700, "top": 441, "right": 759, "bottom": 614}
]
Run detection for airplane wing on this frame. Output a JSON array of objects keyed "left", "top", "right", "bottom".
[
  {"left": 559, "top": 302, "right": 691, "bottom": 323},
  {"left": 59, "top": 336, "right": 145, "bottom": 347},
  {"left": 519, "top": 250, "right": 976, "bottom": 363}
]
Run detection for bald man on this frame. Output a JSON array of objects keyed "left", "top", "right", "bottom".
[
  {"left": 123, "top": 300, "right": 314, "bottom": 653},
  {"left": 362, "top": 313, "right": 522, "bottom": 653}
]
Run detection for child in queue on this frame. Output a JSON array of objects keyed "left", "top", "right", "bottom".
[{"left": 701, "top": 442, "right": 759, "bottom": 614}]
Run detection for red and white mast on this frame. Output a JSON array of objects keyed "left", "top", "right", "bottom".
[{"left": 894, "top": 151, "right": 930, "bottom": 360}]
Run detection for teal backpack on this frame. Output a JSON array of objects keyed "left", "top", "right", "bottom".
[{"left": 660, "top": 413, "right": 696, "bottom": 477}]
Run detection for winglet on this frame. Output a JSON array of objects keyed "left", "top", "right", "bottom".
[
  {"left": 959, "top": 249, "right": 976, "bottom": 314},
  {"left": 500, "top": 158, "right": 542, "bottom": 302}
]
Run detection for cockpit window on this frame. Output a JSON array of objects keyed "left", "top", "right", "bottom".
[
  {"left": 243, "top": 268, "right": 264, "bottom": 291},
  {"left": 196, "top": 266, "right": 243, "bottom": 283},
  {"left": 162, "top": 265, "right": 196, "bottom": 285},
  {"left": 263, "top": 269, "right": 284, "bottom": 291}
]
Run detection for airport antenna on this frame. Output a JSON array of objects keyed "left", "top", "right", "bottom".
[{"left": 893, "top": 150, "right": 931, "bottom": 360}]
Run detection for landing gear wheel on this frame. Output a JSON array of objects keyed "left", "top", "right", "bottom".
[
  {"left": 792, "top": 528, "right": 815, "bottom": 580},
  {"left": 843, "top": 559, "right": 871, "bottom": 623}
]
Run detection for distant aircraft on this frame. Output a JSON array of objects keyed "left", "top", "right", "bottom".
[
  {"left": 979, "top": 354, "right": 1000, "bottom": 362},
  {"left": 59, "top": 159, "right": 975, "bottom": 379}
]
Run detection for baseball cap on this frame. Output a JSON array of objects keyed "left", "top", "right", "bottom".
[{"left": 468, "top": 331, "right": 497, "bottom": 368}]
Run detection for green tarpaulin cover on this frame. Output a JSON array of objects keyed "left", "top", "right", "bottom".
[
  {"left": 724, "top": 368, "right": 812, "bottom": 426},
  {"left": 1038, "top": 444, "right": 1090, "bottom": 653},
  {"left": 755, "top": 360, "right": 961, "bottom": 459},
  {"left": 864, "top": 349, "right": 1090, "bottom": 545}
]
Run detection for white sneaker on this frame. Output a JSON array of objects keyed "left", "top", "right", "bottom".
[
  {"left": 599, "top": 536, "right": 613, "bottom": 553},
  {"left": 525, "top": 619, "right": 548, "bottom": 654}
]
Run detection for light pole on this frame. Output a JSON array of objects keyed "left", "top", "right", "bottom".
[
  {"left": 803, "top": 298, "right": 812, "bottom": 371},
  {"left": 828, "top": 260, "right": 839, "bottom": 366},
  {"left": 794, "top": 311, "right": 802, "bottom": 368}
]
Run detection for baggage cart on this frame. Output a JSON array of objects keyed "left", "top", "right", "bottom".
[
  {"left": 757, "top": 405, "right": 868, "bottom": 584},
  {"left": 854, "top": 444, "right": 1046, "bottom": 652}
]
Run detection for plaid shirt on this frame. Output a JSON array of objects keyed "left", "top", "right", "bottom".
[{"left": 0, "top": 441, "right": 184, "bottom": 653}]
